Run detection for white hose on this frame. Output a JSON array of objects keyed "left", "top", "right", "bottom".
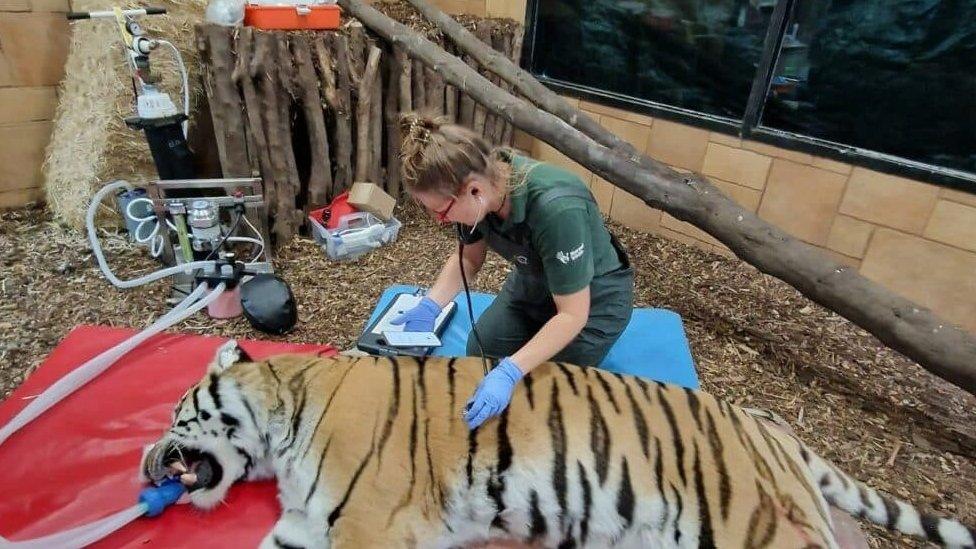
[
  {"left": 0, "top": 282, "right": 225, "bottom": 446},
  {"left": 127, "top": 197, "right": 167, "bottom": 258},
  {"left": 0, "top": 503, "right": 147, "bottom": 549},
  {"left": 0, "top": 283, "right": 225, "bottom": 547},
  {"left": 0, "top": 183, "right": 239, "bottom": 546},
  {"left": 227, "top": 236, "right": 264, "bottom": 263},
  {"left": 240, "top": 214, "right": 268, "bottom": 263},
  {"left": 89, "top": 181, "right": 217, "bottom": 288},
  {"left": 157, "top": 40, "right": 189, "bottom": 138}
]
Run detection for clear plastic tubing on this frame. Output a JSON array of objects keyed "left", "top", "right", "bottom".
[
  {"left": 0, "top": 503, "right": 148, "bottom": 549},
  {"left": 0, "top": 285, "right": 222, "bottom": 547},
  {"left": 88, "top": 181, "right": 218, "bottom": 289},
  {"left": 0, "top": 183, "right": 232, "bottom": 547},
  {"left": 0, "top": 282, "right": 225, "bottom": 446}
]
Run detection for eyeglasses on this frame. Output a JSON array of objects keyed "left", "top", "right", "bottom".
[{"left": 431, "top": 196, "right": 457, "bottom": 223}]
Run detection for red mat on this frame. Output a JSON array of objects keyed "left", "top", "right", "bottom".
[{"left": 0, "top": 324, "right": 337, "bottom": 547}]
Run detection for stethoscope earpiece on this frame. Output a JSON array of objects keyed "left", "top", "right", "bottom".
[{"left": 469, "top": 193, "right": 485, "bottom": 237}]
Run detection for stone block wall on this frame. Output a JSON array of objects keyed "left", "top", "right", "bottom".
[{"left": 514, "top": 96, "right": 976, "bottom": 335}]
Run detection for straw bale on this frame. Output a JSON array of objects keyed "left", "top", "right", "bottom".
[
  {"left": 44, "top": 0, "right": 207, "bottom": 228},
  {"left": 45, "top": 0, "right": 520, "bottom": 231}
]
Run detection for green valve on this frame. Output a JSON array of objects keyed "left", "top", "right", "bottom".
[{"left": 173, "top": 214, "right": 194, "bottom": 264}]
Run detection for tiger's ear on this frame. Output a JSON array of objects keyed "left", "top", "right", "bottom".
[{"left": 209, "top": 339, "right": 252, "bottom": 374}]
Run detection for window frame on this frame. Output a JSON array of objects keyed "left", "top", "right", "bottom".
[{"left": 521, "top": 0, "right": 976, "bottom": 193}]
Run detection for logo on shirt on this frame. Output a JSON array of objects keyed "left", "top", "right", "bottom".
[{"left": 555, "top": 243, "right": 585, "bottom": 264}]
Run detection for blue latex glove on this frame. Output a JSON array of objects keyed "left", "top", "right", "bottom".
[
  {"left": 464, "top": 357, "right": 524, "bottom": 429},
  {"left": 390, "top": 296, "right": 441, "bottom": 332}
]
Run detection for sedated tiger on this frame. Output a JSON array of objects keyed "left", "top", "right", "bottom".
[{"left": 141, "top": 341, "right": 974, "bottom": 548}]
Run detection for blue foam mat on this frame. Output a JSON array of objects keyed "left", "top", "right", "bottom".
[{"left": 363, "top": 284, "right": 699, "bottom": 389}]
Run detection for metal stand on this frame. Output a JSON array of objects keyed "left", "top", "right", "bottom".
[{"left": 147, "top": 178, "right": 273, "bottom": 299}]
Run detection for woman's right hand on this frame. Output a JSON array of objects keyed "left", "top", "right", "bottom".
[{"left": 389, "top": 296, "right": 442, "bottom": 332}]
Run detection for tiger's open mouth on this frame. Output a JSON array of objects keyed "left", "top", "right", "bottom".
[{"left": 162, "top": 445, "right": 224, "bottom": 492}]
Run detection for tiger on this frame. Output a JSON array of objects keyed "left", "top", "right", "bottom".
[{"left": 141, "top": 340, "right": 975, "bottom": 548}]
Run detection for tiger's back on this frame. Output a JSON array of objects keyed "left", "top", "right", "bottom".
[{"left": 143, "top": 346, "right": 975, "bottom": 548}]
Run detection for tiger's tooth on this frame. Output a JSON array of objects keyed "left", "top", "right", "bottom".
[{"left": 180, "top": 473, "right": 197, "bottom": 486}]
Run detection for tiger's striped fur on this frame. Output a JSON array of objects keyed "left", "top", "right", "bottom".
[{"left": 141, "top": 341, "right": 975, "bottom": 548}]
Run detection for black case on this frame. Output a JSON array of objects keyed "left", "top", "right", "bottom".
[{"left": 356, "top": 293, "right": 457, "bottom": 356}]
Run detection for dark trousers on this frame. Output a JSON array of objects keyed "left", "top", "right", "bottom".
[{"left": 465, "top": 266, "right": 634, "bottom": 367}]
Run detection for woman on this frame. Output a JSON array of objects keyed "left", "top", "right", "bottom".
[{"left": 392, "top": 113, "right": 634, "bottom": 429}]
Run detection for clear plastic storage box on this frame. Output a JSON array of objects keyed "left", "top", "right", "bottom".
[{"left": 309, "top": 212, "right": 401, "bottom": 261}]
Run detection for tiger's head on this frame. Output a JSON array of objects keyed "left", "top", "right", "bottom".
[{"left": 141, "top": 340, "right": 271, "bottom": 509}]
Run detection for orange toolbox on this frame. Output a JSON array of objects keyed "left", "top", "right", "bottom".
[{"left": 244, "top": 2, "right": 341, "bottom": 30}]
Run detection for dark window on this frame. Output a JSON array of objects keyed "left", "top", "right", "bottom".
[
  {"left": 760, "top": 1, "right": 976, "bottom": 175},
  {"left": 525, "top": 0, "right": 976, "bottom": 188},
  {"left": 530, "top": 0, "right": 774, "bottom": 120}
]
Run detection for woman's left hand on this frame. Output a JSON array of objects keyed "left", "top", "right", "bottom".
[{"left": 464, "top": 357, "right": 523, "bottom": 429}]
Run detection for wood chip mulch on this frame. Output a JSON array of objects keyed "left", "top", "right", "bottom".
[{"left": 1, "top": 202, "right": 973, "bottom": 547}]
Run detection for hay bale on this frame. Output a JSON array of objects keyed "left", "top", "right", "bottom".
[{"left": 44, "top": 0, "right": 207, "bottom": 228}]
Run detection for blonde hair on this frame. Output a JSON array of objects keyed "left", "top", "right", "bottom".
[{"left": 399, "top": 112, "right": 516, "bottom": 196}]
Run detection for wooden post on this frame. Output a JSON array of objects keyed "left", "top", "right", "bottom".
[
  {"left": 458, "top": 51, "right": 476, "bottom": 127},
  {"left": 253, "top": 30, "right": 299, "bottom": 242},
  {"left": 232, "top": 28, "right": 278, "bottom": 239},
  {"left": 274, "top": 33, "right": 303, "bottom": 231},
  {"left": 490, "top": 29, "right": 513, "bottom": 145},
  {"left": 354, "top": 46, "right": 382, "bottom": 182},
  {"left": 412, "top": 59, "right": 427, "bottom": 112},
  {"left": 196, "top": 25, "right": 250, "bottom": 176},
  {"left": 471, "top": 24, "right": 491, "bottom": 136},
  {"left": 425, "top": 65, "right": 444, "bottom": 116},
  {"left": 396, "top": 47, "right": 412, "bottom": 113},
  {"left": 385, "top": 46, "right": 402, "bottom": 196},
  {"left": 370, "top": 41, "right": 384, "bottom": 185},
  {"left": 317, "top": 33, "right": 354, "bottom": 195},
  {"left": 292, "top": 34, "right": 333, "bottom": 209},
  {"left": 444, "top": 43, "right": 458, "bottom": 124},
  {"left": 502, "top": 24, "right": 524, "bottom": 146}
]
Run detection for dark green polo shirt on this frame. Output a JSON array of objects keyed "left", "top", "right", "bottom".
[{"left": 460, "top": 154, "right": 622, "bottom": 295}]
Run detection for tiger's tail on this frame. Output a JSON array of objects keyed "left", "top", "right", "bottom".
[
  {"left": 800, "top": 445, "right": 974, "bottom": 548},
  {"left": 741, "top": 407, "right": 974, "bottom": 548}
]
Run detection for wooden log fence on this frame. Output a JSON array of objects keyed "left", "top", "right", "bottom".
[{"left": 194, "top": 6, "right": 524, "bottom": 245}]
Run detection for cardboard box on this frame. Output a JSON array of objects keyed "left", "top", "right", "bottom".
[{"left": 348, "top": 182, "right": 396, "bottom": 221}]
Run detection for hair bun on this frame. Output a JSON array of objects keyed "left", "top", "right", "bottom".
[
  {"left": 399, "top": 111, "right": 495, "bottom": 195},
  {"left": 399, "top": 112, "right": 445, "bottom": 143}
]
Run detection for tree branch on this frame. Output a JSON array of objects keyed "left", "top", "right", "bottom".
[
  {"left": 338, "top": 0, "right": 976, "bottom": 396},
  {"left": 404, "top": 0, "right": 638, "bottom": 157}
]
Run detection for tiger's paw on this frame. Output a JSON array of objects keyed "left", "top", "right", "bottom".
[
  {"left": 260, "top": 509, "right": 323, "bottom": 549},
  {"left": 217, "top": 340, "right": 243, "bottom": 368},
  {"left": 210, "top": 339, "right": 251, "bottom": 374}
]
